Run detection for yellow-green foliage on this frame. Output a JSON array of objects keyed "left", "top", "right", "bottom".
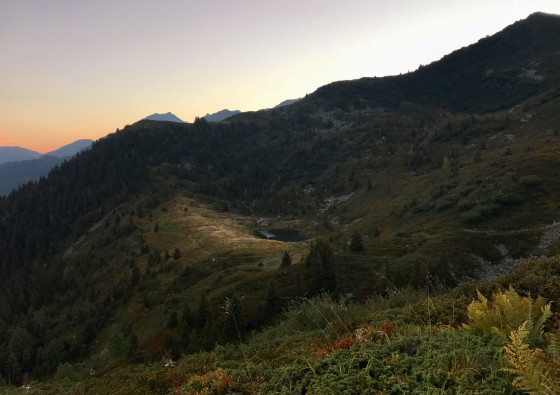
[
  {"left": 462, "top": 286, "right": 551, "bottom": 345},
  {"left": 547, "top": 330, "right": 560, "bottom": 361},
  {"left": 504, "top": 322, "right": 560, "bottom": 394}
]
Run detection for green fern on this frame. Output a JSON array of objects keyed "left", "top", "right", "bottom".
[{"left": 528, "top": 303, "right": 553, "bottom": 347}]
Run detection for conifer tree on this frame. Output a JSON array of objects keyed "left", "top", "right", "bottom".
[
  {"left": 173, "top": 248, "right": 181, "bottom": 260},
  {"left": 306, "top": 241, "right": 337, "bottom": 295},
  {"left": 126, "top": 332, "right": 142, "bottom": 363},
  {"left": 281, "top": 251, "right": 292, "bottom": 267},
  {"left": 264, "top": 281, "right": 282, "bottom": 314},
  {"left": 167, "top": 312, "right": 179, "bottom": 329},
  {"left": 196, "top": 295, "right": 211, "bottom": 328},
  {"left": 131, "top": 264, "right": 140, "bottom": 286},
  {"left": 350, "top": 231, "right": 364, "bottom": 252},
  {"left": 181, "top": 302, "right": 194, "bottom": 327}
]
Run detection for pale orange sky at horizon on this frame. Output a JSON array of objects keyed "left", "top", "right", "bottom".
[{"left": 2, "top": 1, "right": 560, "bottom": 154}]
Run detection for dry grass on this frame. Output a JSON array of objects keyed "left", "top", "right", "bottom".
[{"left": 141, "top": 195, "right": 306, "bottom": 271}]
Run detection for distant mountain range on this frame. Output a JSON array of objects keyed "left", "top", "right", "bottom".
[
  {"left": 0, "top": 146, "right": 42, "bottom": 165},
  {"left": 143, "top": 99, "right": 303, "bottom": 125},
  {"left": 0, "top": 139, "right": 93, "bottom": 196},
  {"left": 143, "top": 112, "right": 186, "bottom": 123},
  {"left": 203, "top": 109, "right": 242, "bottom": 122},
  {"left": 46, "top": 139, "right": 93, "bottom": 158}
]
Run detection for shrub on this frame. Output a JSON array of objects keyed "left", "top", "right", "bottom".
[
  {"left": 520, "top": 175, "right": 543, "bottom": 188},
  {"left": 55, "top": 362, "right": 83, "bottom": 382},
  {"left": 173, "top": 248, "right": 181, "bottom": 260},
  {"left": 460, "top": 203, "right": 500, "bottom": 224},
  {"left": 434, "top": 195, "right": 459, "bottom": 212}
]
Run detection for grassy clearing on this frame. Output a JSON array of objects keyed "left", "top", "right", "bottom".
[{"left": 140, "top": 195, "right": 306, "bottom": 270}]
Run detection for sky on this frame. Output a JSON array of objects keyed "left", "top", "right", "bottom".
[{"left": 1, "top": 1, "right": 560, "bottom": 153}]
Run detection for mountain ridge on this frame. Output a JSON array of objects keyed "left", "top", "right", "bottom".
[
  {"left": 0, "top": 146, "right": 41, "bottom": 165},
  {"left": 273, "top": 98, "right": 301, "bottom": 108},
  {"left": 46, "top": 139, "right": 93, "bottom": 158},
  {"left": 203, "top": 109, "right": 241, "bottom": 122},
  {"left": 290, "top": 11, "right": 560, "bottom": 114},
  {"left": 2, "top": 11, "right": 560, "bottom": 390}
]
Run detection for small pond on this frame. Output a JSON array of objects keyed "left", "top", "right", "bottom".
[{"left": 253, "top": 228, "right": 309, "bottom": 242}]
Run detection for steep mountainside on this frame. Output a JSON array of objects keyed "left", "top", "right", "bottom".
[
  {"left": 1, "top": 12, "right": 560, "bottom": 390},
  {"left": 295, "top": 12, "right": 560, "bottom": 114}
]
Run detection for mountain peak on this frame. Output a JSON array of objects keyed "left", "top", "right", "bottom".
[
  {"left": 526, "top": 11, "right": 560, "bottom": 19},
  {"left": 143, "top": 112, "right": 186, "bottom": 123}
]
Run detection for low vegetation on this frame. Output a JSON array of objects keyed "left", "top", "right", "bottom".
[{"left": 1, "top": 257, "right": 560, "bottom": 393}]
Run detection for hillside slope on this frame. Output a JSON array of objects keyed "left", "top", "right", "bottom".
[
  {"left": 4, "top": 255, "right": 560, "bottom": 393},
  {"left": 292, "top": 12, "right": 560, "bottom": 114},
  {"left": 2, "top": 12, "right": 560, "bottom": 389}
]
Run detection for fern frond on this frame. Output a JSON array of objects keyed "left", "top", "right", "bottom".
[
  {"left": 546, "top": 331, "right": 560, "bottom": 360},
  {"left": 463, "top": 287, "right": 553, "bottom": 346},
  {"left": 532, "top": 296, "right": 549, "bottom": 321},
  {"left": 504, "top": 322, "right": 560, "bottom": 395},
  {"left": 528, "top": 303, "right": 553, "bottom": 348}
]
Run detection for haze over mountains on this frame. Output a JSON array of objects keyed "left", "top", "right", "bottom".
[
  {"left": 0, "top": 138, "right": 93, "bottom": 196},
  {"left": 45, "top": 139, "right": 93, "bottom": 158},
  {"left": 3, "top": 12, "right": 560, "bottom": 393},
  {"left": 0, "top": 146, "right": 42, "bottom": 165},
  {"left": 146, "top": 98, "right": 303, "bottom": 125}
]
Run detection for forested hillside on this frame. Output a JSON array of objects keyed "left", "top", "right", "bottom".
[{"left": 2, "top": 12, "right": 560, "bottom": 393}]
